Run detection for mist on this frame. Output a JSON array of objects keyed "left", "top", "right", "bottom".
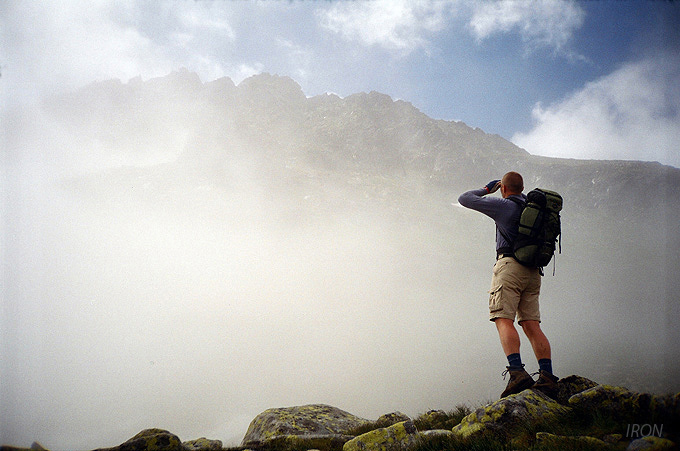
[{"left": 2, "top": 73, "right": 679, "bottom": 451}]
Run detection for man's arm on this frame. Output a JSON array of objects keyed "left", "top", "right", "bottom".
[{"left": 458, "top": 180, "right": 503, "bottom": 220}]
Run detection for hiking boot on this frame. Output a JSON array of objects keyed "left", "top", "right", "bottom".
[
  {"left": 500, "top": 365, "right": 535, "bottom": 398},
  {"left": 532, "top": 370, "right": 559, "bottom": 399}
]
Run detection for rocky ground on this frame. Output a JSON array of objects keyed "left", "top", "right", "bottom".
[{"left": 3, "top": 375, "right": 679, "bottom": 451}]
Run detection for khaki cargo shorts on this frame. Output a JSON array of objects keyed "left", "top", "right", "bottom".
[{"left": 488, "top": 256, "right": 542, "bottom": 323}]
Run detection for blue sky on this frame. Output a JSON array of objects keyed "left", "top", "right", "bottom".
[{"left": 2, "top": 0, "right": 679, "bottom": 167}]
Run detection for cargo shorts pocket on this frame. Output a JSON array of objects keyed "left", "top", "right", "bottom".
[{"left": 488, "top": 284, "right": 504, "bottom": 313}]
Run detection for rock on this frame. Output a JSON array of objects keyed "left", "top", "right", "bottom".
[
  {"left": 0, "top": 445, "right": 50, "bottom": 451},
  {"left": 603, "top": 433, "right": 624, "bottom": 443},
  {"left": 555, "top": 374, "right": 599, "bottom": 405},
  {"left": 414, "top": 410, "right": 454, "bottom": 430},
  {"left": 418, "top": 429, "right": 454, "bottom": 439},
  {"left": 92, "top": 429, "right": 183, "bottom": 451},
  {"left": 375, "top": 412, "right": 411, "bottom": 426},
  {"left": 535, "top": 432, "right": 615, "bottom": 451},
  {"left": 342, "top": 421, "right": 418, "bottom": 451},
  {"left": 182, "top": 437, "right": 222, "bottom": 451},
  {"left": 451, "top": 389, "right": 570, "bottom": 439},
  {"left": 627, "top": 436, "right": 677, "bottom": 451},
  {"left": 241, "top": 404, "right": 370, "bottom": 447},
  {"left": 569, "top": 385, "right": 680, "bottom": 423}
]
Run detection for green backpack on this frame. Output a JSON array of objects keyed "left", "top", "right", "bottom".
[{"left": 506, "top": 189, "right": 563, "bottom": 273}]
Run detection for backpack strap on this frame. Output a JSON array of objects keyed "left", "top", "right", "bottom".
[{"left": 506, "top": 196, "right": 525, "bottom": 208}]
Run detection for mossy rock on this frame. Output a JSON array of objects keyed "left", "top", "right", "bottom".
[
  {"left": 451, "top": 389, "right": 570, "bottom": 440},
  {"left": 0, "top": 444, "right": 49, "bottom": 451},
  {"left": 627, "top": 436, "right": 677, "bottom": 451},
  {"left": 183, "top": 437, "right": 223, "bottom": 451},
  {"left": 418, "top": 430, "right": 454, "bottom": 439},
  {"left": 534, "top": 432, "right": 616, "bottom": 451},
  {"left": 556, "top": 374, "right": 599, "bottom": 405},
  {"left": 241, "top": 404, "right": 370, "bottom": 448},
  {"left": 94, "top": 429, "right": 183, "bottom": 451},
  {"left": 375, "top": 412, "right": 411, "bottom": 427},
  {"left": 342, "top": 421, "right": 418, "bottom": 451},
  {"left": 569, "top": 385, "right": 680, "bottom": 424}
]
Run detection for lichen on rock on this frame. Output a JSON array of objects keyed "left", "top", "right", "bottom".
[
  {"left": 342, "top": 421, "right": 418, "bottom": 451},
  {"left": 626, "top": 435, "right": 677, "bottom": 451},
  {"left": 569, "top": 385, "right": 680, "bottom": 423},
  {"left": 93, "top": 429, "right": 183, "bottom": 451},
  {"left": 375, "top": 412, "right": 411, "bottom": 426},
  {"left": 182, "top": 437, "right": 223, "bottom": 451},
  {"left": 555, "top": 374, "right": 599, "bottom": 405},
  {"left": 451, "top": 389, "right": 570, "bottom": 439},
  {"left": 241, "top": 404, "right": 371, "bottom": 448},
  {"left": 535, "top": 432, "right": 615, "bottom": 451}
]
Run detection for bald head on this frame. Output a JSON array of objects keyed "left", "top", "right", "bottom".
[{"left": 501, "top": 171, "right": 524, "bottom": 195}]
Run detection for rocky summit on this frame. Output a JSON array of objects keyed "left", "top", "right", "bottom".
[{"left": 3, "top": 375, "right": 679, "bottom": 451}]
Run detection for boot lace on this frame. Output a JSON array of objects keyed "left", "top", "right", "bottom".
[{"left": 501, "top": 364, "right": 525, "bottom": 380}]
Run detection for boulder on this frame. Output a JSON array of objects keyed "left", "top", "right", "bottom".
[
  {"left": 535, "top": 432, "right": 615, "bottom": 451},
  {"left": 451, "top": 389, "right": 570, "bottom": 439},
  {"left": 375, "top": 412, "right": 411, "bottom": 426},
  {"left": 182, "top": 437, "right": 222, "bottom": 451},
  {"left": 0, "top": 444, "right": 49, "bottom": 451},
  {"left": 241, "top": 404, "right": 370, "bottom": 447},
  {"left": 418, "top": 429, "right": 454, "bottom": 439},
  {"left": 94, "top": 429, "right": 183, "bottom": 451},
  {"left": 342, "top": 421, "right": 418, "bottom": 451},
  {"left": 569, "top": 385, "right": 680, "bottom": 423},
  {"left": 414, "top": 409, "right": 455, "bottom": 430},
  {"left": 555, "top": 374, "right": 599, "bottom": 405},
  {"left": 627, "top": 436, "right": 677, "bottom": 451}
]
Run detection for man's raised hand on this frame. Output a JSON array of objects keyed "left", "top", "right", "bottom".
[{"left": 484, "top": 179, "right": 501, "bottom": 194}]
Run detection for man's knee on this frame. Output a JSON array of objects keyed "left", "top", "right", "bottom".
[
  {"left": 495, "top": 317, "right": 516, "bottom": 331},
  {"left": 519, "top": 320, "right": 543, "bottom": 336}
]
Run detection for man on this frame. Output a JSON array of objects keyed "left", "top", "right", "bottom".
[{"left": 458, "top": 171, "right": 559, "bottom": 399}]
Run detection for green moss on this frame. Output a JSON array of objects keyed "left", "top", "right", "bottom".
[
  {"left": 413, "top": 407, "right": 471, "bottom": 431},
  {"left": 451, "top": 391, "right": 570, "bottom": 440},
  {"left": 343, "top": 421, "right": 418, "bottom": 451}
]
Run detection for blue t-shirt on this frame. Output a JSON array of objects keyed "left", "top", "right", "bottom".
[{"left": 458, "top": 188, "right": 526, "bottom": 252}]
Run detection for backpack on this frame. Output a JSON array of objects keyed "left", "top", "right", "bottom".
[{"left": 504, "top": 189, "right": 563, "bottom": 274}]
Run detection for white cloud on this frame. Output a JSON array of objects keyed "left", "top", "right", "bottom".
[
  {"left": 512, "top": 55, "right": 680, "bottom": 168},
  {"left": 232, "top": 63, "right": 265, "bottom": 84},
  {"left": 1, "top": 1, "right": 166, "bottom": 105},
  {"left": 0, "top": 1, "right": 239, "bottom": 108},
  {"left": 317, "top": 0, "right": 454, "bottom": 54},
  {"left": 276, "top": 38, "right": 313, "bottom": 82},
  {"left": 469, "top": 0, "right": 585, "bottom": 57}
]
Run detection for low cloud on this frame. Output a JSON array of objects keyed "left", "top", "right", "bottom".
[{"left": 512, "top": 54, "right": 680, "bottom": 168}]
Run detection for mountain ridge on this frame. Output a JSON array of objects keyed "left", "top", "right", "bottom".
[{"left": 45, "top": 68, "right": 680, "bottom": 215}]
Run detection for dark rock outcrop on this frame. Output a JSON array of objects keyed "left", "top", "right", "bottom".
[{"left": 94, "top": 429, "right": 182, "bottom": 451}]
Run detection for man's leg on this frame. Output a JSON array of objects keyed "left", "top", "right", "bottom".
[
  {"left": 495, "top": 318, "right": 521, "bottom": 356},
  {"left": 494, "top": 318, "right": 533, "bottom": 398},
  {"left": 519, "top": 320, "right": 551, "bottom": 361},
  {"left": 520, "top": 320, "right": 559, "bottom": 398}
]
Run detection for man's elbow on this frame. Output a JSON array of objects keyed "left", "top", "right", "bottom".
[{"left": 458, "top": 192, "right": 473, "bottom": 207}]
